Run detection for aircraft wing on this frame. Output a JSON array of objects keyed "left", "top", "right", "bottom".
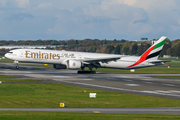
[{"left": 82, "top": 57, "right": 121, "bottom": 63}]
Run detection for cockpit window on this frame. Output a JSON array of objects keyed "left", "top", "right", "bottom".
[{"left": 8, "top": 52, "right": 13, "bottom": 54}]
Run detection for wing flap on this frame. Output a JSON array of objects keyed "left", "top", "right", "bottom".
[{"left": 82, "top": 57, "right": 121, "bottom": 63}]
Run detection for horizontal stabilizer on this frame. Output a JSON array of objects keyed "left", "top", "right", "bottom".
[{"left": 149, "top": 60, "right": 171, "bottom": 63}]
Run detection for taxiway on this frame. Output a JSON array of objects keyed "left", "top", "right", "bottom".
[{"left": 0, "top": 107, "right": 180, "bottom": 114}]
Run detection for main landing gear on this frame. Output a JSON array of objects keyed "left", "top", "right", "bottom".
[
  {"left": 77, "top": 70, "right": 96, "bottom": 74},
  {"left": 77, "top": 66, "right": 96, "bottom": 74}
]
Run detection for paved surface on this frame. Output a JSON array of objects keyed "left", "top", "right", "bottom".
[{"left": 0, "top": 108, "right": 180, "bottom": 114}]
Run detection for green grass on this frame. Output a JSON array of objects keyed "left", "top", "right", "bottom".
[
  {"left": 153, "top": 76, "right": 180, "bottom": 79},
  {"left": 0, "top": 57, "right": 53, "bottom": 68},
  {"left": 0, "top": 58, "right": 13, "bottom": 63},
  {"left": 22, "top": 64, "right": 53, "bottom": 68},
  {"left": 0, "top": 75, "right": 17, "bottom": 79},
  {"left": 162, "top": 62, "right": 180, "bottom": 66},
  {"left": 0, "top": 75, "right": 39, "bottom": 82},
  {"left": 130, "top": 66, "right": 180, "bottom": 74},
  {"left": 0, "top": 111, "right": 180, "bottom": 120},
  {"left": 1, "top": 79, "right": 39, "bottom": 83},
  {"left": 0, "top": 83, "right": 180, "bottom": 108},
  {"left": 159, "top": 58, "right": 180, "bottom": 61}
]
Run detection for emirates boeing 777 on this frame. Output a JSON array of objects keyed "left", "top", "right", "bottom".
[{"left": 5, "top": 36, "right": 168, "bottom": 74}]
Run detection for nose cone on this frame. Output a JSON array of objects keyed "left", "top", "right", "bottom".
[
  {"left": 5, "top": 53, "right": 7, "bottom": 58},
  {"left": 5, "top": 53, "right": 9, "bottom": 59}
]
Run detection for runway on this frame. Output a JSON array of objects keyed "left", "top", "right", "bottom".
[{"left": 1, "top": 107, "right": 180, "bottom": 114}]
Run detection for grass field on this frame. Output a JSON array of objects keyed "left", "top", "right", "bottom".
[
  {"left": 1, "top": 80, "right": 39, "bottom": 83},
  {"left": 0, "top": 75, "right": 19, "bottom": 81},
  {"left": 159, "top": 58, "right": 180, "bottom": 61},
  {"left": 0, "top": 111, "right": 180, "bottom": 120},
  {"left": 1, "top": 75, "right": 180, "bottom": 108},
  {"left": 0, "top": 82, "right": 180, "bottom": 108},
  {"left": 0, "top": 75, "right": 39, "bottom": 84},
  {"left": 22, "top": 64, "right": 53, "bottom": 68},
  {"left": 0, "top": 75, "right": 17, "bottom": 79},
  {"left": 0, "top": 72, "right": 180, "bottom": 119},
  {"left": 0, "top": 57, "right": 13, "bottom": 63}
]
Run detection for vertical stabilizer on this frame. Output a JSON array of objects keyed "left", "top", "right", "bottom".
[
  {"left": 127, "top": 36, "right": 167, "bottom": 68},
  {"left": 144, "top": 36, "right": 167, "bottom": 61}
]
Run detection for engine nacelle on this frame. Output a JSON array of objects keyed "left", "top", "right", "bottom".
[
  {"left": 53, "top": 64, "right": 67, "bottom": 69},
  {"left": 67, "top": 60, "right": 82, "bottom": 69}
]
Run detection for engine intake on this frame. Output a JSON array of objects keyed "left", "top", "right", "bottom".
[{"left": 67, "top": 60, "right": 82, "bottom": 69}]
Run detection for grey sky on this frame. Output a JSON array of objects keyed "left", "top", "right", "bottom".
[{"left": 0, "top": 0, "right": 180, "bottom": 40}]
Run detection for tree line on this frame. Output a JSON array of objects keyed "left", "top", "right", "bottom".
[{"left": 0, "top": 38, "right": 180, "bottom": 57}]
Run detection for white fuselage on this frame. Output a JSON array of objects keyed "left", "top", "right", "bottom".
[{"left": 5, "top": 49, "right": 161, "bottom": 69}]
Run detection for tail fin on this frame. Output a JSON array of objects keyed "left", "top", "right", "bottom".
[
  {"left": 127, "top": 36, "right": 167, "bottom": 68},
  {"left": 142, "top": 36, "right": 167, "bottom": 61}
]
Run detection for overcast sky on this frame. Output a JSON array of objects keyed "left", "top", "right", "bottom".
[{"left": 0, "top": 0, "right": 180, "bottom": 40}]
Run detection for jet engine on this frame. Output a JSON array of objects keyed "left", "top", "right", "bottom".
[
  {"left": 53, "top": 64, "right": 67, "bottom": 69},
  {"left": 67, "top": 60, "right": 83, "bottom": 69}
]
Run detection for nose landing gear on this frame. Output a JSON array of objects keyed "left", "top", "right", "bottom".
[{"left": 14, "top": 61, "right": 19, "bottom": 69}]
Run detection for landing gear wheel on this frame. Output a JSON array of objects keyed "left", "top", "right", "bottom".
[
  {"left": 14, "top": 61, "right": 19, "bottom": 69},
  {"left": 77, "top": 71, "right": 96, "bottom": 74}
]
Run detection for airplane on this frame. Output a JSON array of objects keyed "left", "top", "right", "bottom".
[{"left": 5, "top": 36, "right": 168, "bottom": 74}]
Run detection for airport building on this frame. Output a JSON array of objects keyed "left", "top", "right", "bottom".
[
  {"left": 133, "top": 37, "right": 158, "bottom": 45},
  {"left": 133, "top": 38, "right": 148, "bottom": 42}
]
